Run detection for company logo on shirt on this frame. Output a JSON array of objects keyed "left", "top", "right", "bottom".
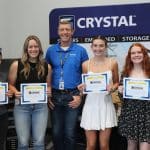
[{"left": 69, "top": 53, "right": 76, "bottom": 56}]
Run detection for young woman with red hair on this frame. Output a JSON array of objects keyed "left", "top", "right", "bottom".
[{"left": 118, "top": 43, "right": 150, "bottom": 150}]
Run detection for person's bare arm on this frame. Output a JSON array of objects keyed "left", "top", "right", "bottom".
[
  {"left": 82, "top": 60, "right": 88, "bottom": 74},
  {"left": 111, "top": 58, "right": 119, "bottom": 90},
  {"left": 8, "top": 61, "right": 21, "bottom": 98},
  {"left": 47, "top": 64, "right": 54, "bottom": 109}
]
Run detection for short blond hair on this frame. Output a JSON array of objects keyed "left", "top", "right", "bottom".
[{"left": 58, "top": 20, "right": 73, "bottom": 29}]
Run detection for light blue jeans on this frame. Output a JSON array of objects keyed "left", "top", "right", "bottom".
[{"left": 14, "top": 103, "right": 48, "bottom": 150}]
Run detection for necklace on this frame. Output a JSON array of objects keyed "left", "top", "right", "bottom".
[
  {"left": 93, "top": 61, "right": 101, "bottom": 66},
  {"left": 93, "top": 59, "right": 105, "bottom": 66}
]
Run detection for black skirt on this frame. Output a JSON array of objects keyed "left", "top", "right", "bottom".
[{"left": 118, "top": 99, "right": 150, "bottom": 143}]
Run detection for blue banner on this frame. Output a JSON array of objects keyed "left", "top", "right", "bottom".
[{"left": 49, "top": 3, "right": 150, "bottom": 44}]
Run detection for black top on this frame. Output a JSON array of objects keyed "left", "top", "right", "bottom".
[{"left": 15, "top": 60, "right": 48, "bottom": 91}]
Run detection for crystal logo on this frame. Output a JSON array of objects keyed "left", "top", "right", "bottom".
[
  {"left": 59, "top": 15, "right": 75, "bottom": 29},
  {"left": 77, "top": 15, "right": 137, "bottom": 28}
]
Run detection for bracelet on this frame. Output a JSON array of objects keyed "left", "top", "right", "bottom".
[
  {"left": 48, "top": 93, "right": 52, "bottom": 98},
  {"left": 110, "top": 87, "right": 116, "bottom": 93}
]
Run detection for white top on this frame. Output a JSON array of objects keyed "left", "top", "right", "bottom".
[{"left": 80, "top": 59, "right": 117, "bottom": 130}]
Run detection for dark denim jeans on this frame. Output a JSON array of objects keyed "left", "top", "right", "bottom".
[{"left": 51, "top": 89, "right": 80, "bottom": 150}]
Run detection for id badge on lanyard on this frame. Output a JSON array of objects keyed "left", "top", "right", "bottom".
[
  {"left": 59, "top": 69, "right": 64, "bottom": 90},
  {"left": 59, "top": 78, "right": 64, "bottom": 90},
  {"left": 59, "top": 51, "right": 69, "bottom": 90}
]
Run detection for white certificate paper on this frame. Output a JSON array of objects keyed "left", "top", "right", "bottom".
[
  {"left": 82, "top": 73, "right": 108, "bottom": 93},
  {"left": 21, "top": 83, "right": 47, "bottom": 104},
  {"left": 123, "top": 78, "right": 150, "bottom": 100},
  {"left": 0, "top": 82, "right": 8, "bottom": 104}
]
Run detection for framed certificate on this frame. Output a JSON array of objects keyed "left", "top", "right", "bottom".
[
  {"left": 82, "top": 73, "right": 108, "bottom": 93},
  {"left": 21, "top": 83, "right": 47, "bottom": 104},
  {"left": 123, "top": 78, "right": 150, "bottom": 100},
  {"left": 0, "top": 82, "right": 8, "bottom": 104}
]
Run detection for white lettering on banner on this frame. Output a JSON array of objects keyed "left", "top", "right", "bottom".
[
  {"left": 72, "top": 38, "right": 79, "bottom": 42},
  {"left": 122, "top": 36, "right": 150, "bottom": 42},
  {"left": 84, "top": 38, "right": 93, "bottom": 42},
  {"left": 106, "top": 37, "right": 116, "bottom": 42},
  {"left": 77, "top": 15, "right": 137, "bottom": 28}
]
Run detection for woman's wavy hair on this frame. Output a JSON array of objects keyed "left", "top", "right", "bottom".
[
  {"left": 122, "top": 43, "right": 150, "bottom": 77},
  {"left": 21, "top": 35, "right": 45, "bottom": 79}
]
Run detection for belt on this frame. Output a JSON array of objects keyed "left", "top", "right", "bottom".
[{"left": 52, "top": 88, "right": 78, "bottom": 94}]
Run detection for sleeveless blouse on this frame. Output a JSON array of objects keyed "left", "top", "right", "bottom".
[{"left": 15, "top": 60, "right": 48, "bottom": 91}]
